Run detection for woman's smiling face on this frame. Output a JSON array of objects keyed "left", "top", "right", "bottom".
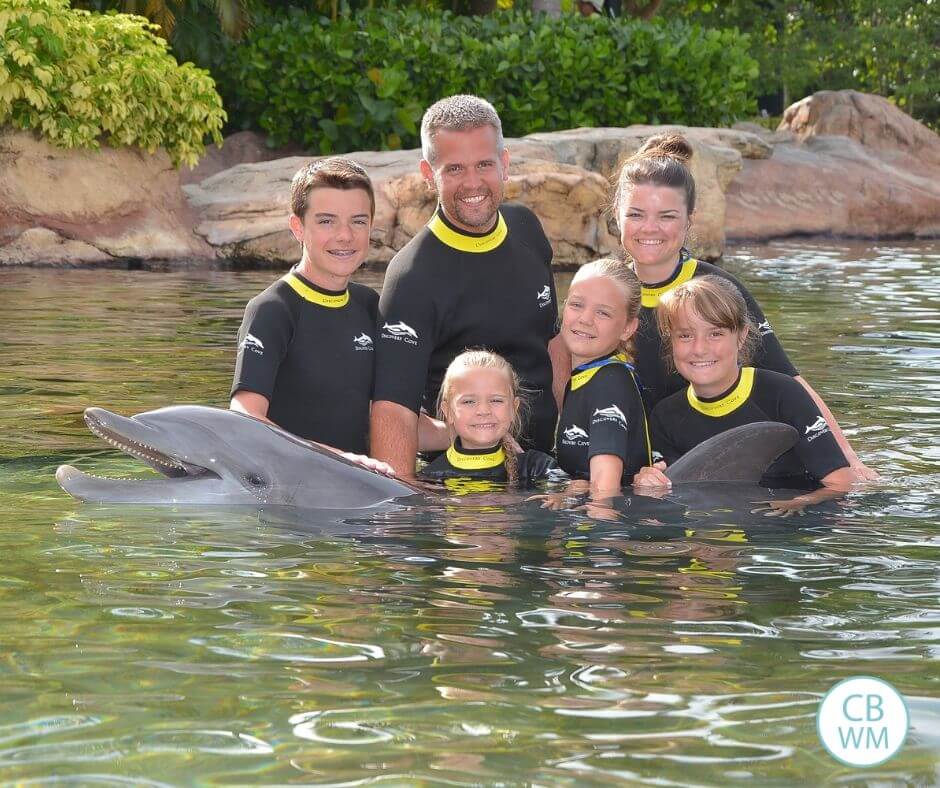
[{"left": 619, "top": 183, "right": 690, "bottom": 280}]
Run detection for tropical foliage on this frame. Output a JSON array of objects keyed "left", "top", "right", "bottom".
[
  {"left": 676, "top": 0, "right": 940, "bottom": 126},
  {"left": 219, "top": 9, "right": 757, "bottom": 153},
  {"left": 0, "top": 0, "right": 226, "bottom": 165}
]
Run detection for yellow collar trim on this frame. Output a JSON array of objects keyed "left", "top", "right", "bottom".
[
  {"left": 570, "top": 352, "right": 629, "bottom": 392},
  {"left": 641, "top": 259, "right": 698, "bottom": 308},
  {"left": 282, "top": 272, "right": 349, "bottom": 308},
  {"left": 446, "top": 443, "right": 505, "bottom": 470},
  {"left": 427, "top": 211, "right": 508, "bottom": 253},
  {"left": 687, "top": 366, "right": 755, "bottom": 417}
]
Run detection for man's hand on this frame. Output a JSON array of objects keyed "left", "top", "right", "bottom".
[{"left": 338, "top": 452, "right": 396, "bottom": 477}]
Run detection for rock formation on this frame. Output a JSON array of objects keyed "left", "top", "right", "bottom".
[
  {"left": 2, "top": 90, "right": 938, "bottom": 268},
  {"left": 0, "top": 131, "right": 213, "bottom": 266},
  {"left": 725, "top": 91, "right": 940, "bottom": 241}
]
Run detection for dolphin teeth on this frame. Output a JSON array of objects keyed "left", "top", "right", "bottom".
[{"left": 87, "top": 419, "right": 187, "bottom": 471}]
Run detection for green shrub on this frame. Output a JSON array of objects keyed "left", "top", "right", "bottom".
[
  {"left": 0, "top": 0, "right": 225, "bottom": 166},
  {"left": 220, "top": 9, "right": 758, "bottom": 153},
  {"left": 677, "top": 1, "right": 940, "bottom": 129}
]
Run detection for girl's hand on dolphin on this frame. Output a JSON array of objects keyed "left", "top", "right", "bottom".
[
  {"left": 526, "top": 492, "right": 572, "bottom": 511},
  {"left": 750, "top": 497, "right": 809, "bottom": 518},
  {"left": 339, "top": 452, "right": 396, "bottom": 477}
]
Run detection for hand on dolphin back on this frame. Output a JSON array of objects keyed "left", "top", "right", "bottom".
[{"left": 55, "top": 405, "right": 422, "bottom": 509}]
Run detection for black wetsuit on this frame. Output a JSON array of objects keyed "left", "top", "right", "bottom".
[
  {"left": 374, "top": 205, "right": 558, "bottom": 452},
  {"left": 420, "top": 439, "right": 558, "bottom": 487},
  {"left": 636, "top": 255, "right": 798, "bottom": 413},
  {"left": 555, "top": 353, "right": 652, "bottom": 482},
  {"left": 231, "top": 267, "right": 378, "bottom": 454},
  {"left": 650, "top": 367, "right": 849, "bottom": 488}
]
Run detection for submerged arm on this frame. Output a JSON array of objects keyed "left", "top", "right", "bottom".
[{"left": 794, "top": 375, "right": 879, "bottom": 480}]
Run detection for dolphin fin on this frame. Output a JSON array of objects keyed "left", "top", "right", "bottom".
[{"left": 663, "top": 422, "right": 799, "bottom": 484}]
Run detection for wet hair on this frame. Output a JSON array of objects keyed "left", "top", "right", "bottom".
[
  {"left": 656, "top": 275, "right": 759, "bottom": 373},
  {"left": 436, "top": 349, "right": 526, "bottom": 486},
  {"left": 568, "top": 257, "right": 642, "bottom": 360},
  {"left": 420, "top": 95, "right": 504, "bottom": 164},
  {"left": 290, "top": 157, "right": 375, "bottom": 220},
  {"left": 611, "top": 133, "right": 696, "bottom": 221}
]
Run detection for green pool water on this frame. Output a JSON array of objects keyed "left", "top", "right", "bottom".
[{"left": 1, "top": 240, "right": 938, "bottom": 785}]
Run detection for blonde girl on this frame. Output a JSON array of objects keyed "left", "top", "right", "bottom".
[
  {"left": 419, "top": 350, "right": 557, "bottom": 487},
  {"left": 538, "top": 258, "right": 651, "bottom": 509}
]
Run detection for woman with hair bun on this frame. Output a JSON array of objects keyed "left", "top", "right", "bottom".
[{"left": 613, "top": 133, "right": 877, "bottom": 480}]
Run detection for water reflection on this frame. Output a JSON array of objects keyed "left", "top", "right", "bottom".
[{"left": 1, "top": 241, "right": 939, "bottom": 782}]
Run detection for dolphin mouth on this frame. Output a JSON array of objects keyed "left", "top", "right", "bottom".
[{"left": 81, "top": 407, "right": 216, "bottom": 481}]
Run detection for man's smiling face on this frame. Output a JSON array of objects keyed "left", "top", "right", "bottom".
[{"left": 421, "top": 124, "right": 509, "bottom": 234}]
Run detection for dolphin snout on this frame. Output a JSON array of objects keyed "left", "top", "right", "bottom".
[{"left": 56, "top": 464, "right": 81, "bottom": 496}]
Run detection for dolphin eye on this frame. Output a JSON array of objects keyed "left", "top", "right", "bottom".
[{"left": 246, "top": 473, "right": 266, "bottom": 487}]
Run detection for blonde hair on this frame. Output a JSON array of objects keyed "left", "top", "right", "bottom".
[
  {"left": 656, "top": 275, "right": 759, "bottom": 373},
  {"left": 611, "top": 133, "right": 696, "bottom": 222},
  {"left": 568, "top": 257, "right": 642, "bottom": 360},
  {"left": 437, "top": 350, "right": 526, "bottom": 486}
]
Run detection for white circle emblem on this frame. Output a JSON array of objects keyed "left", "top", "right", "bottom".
[{"left": 817, "top": 676, "right": 909, "bottom": 767}]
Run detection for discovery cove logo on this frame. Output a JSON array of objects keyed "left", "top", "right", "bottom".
[
  {"left": 381, "top": 321, "right": 418, "bottom": 346},
  {"left": 817, "top": 676, "right": 909, "bottom": 767}
]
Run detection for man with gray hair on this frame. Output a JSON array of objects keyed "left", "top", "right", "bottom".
[{"left": 370, "top": 94, "right": 564, "bottom": 478}]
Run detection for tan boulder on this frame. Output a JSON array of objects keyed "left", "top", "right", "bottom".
[
  {"left": 0, "top": 227, "right": 112, "bottom": 266},
  {"left": 185, "top": 125, "right": 753, "bottom": 267},
  {"left": 780, "top": 90, "right": 940, "bottom": 169},
  {"left": 179, "top": 131, "right": 306, "bottom": 186},
  {"left": 514, "top": 125, "right": 763, "bottom": 260},
  {"left": 0, "top": 130, "right": 213, "bottom": 266},
  {"left": 727, "top": 90, "right": 940, "bottom": 240}
]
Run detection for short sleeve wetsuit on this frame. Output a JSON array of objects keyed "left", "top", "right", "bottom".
[
  {"left": 373, "top": 205, "right": 558, "bottom": 452},
  {"left": 635, "top": 254, "right": 798, "bottom": 413},
  {"left": 231, "top": 267, "right": 378, "bottom": 454},
  {"left": 419, "top": 439, "right": 558, "bottom": 488},
  {"left": 555, "top": 352, "right": 652, "bottom": 482},
  {"left": 650, "top": 367, "right": 849, "bottom": 488}
]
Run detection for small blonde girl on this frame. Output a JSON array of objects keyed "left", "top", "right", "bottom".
[{"left": 419, "top": 350, "right": 557, "bottom": 487}]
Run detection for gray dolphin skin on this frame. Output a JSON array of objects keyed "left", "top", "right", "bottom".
[
  {"left": 664, "top": 422, "right": 799, "bottom": 483},
  {"left": 56, "top": 407, "right": 799, "bottom": 512},
  {"left": 56, "top": 405, "right": 421, "bottom": 509}
]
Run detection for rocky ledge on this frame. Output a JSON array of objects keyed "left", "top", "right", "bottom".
[{"left": 1, "top": 90, "right": 937, "bottom": 268}]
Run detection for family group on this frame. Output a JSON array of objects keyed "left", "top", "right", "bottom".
[{"left": 229, "top": 94, "right": 876, "bottom": 516}]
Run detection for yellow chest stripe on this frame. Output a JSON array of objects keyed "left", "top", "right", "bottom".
[
  {"left": 687, "top": 367, "right": 755, "bottom": 417},
  {"left": 570, "top": 352, "right": 629, "bottom": 392},
  {"left": 641, "top": 259, "right": 699, "bottom": 308},
  {"left": 282, "top": 273, "right": 349, "bottom": 308},
  {"left": 446, "top": 444, "right": 505, "bottom": 470},
  {"left": 427, "top": 212, "right": 508, "bottom": 253}
]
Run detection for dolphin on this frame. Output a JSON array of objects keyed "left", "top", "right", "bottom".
[
  {"left": 664, "top": 422, "right": 799, "bottom": 483},
  {"left": 56, "top": 405, "right": 421, "bottom": 509},
  {"left": 56, "top": 405, "right": 800, "bottom": 515}
]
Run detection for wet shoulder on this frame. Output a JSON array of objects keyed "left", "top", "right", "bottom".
[
  {"left": 349, "top": 281, "right": 379, "bottom": 317},
  {"left": 386, "top": 224, "right": 455, "bottom": 280},
  {"left": 502, "top": 203, "right": 551, "bottom": 259},
  {"left": 246, "top": 277, "right": 301, "bottom": 323}
]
